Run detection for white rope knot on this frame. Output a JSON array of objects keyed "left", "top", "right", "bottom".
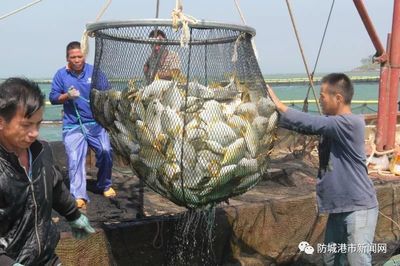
[{"left": 171, "top": 0, "right": 198, "bottom": 47}]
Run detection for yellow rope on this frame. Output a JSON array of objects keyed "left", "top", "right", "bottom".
[
  {"left": 81, "top": 0, "right": 113, "bottom": 57},
  {"left": 379, "top": 210, "right": 400, "bottom": 232}
]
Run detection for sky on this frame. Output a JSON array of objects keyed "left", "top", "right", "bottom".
[{"left": 0, "top": 0, "right": 395, "bottom": 78}]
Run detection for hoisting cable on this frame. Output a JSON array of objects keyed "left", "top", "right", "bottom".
[
  {"left": 299, "top": 0, "right": 335, "bottom": 156},
  {"left": 233, "top": 0, "right": 259, "bottom": 60},
  {"left": 0, "top": 0, "right": 43, "bottom": 21},
  {"left": 303, "top": 0, "right": 335, "bottom": 113},
  {"left": 285, "top": 0, "right": 322, "bottom": 115},
  {"left": 81, "top": 0, "right": 113, "bottom": 57},
  {"left": 285, "top": 2, "right": 323, "bottom": 262},
  {"left": 155, "top": 0, "right": 160, "bottom": 18}
]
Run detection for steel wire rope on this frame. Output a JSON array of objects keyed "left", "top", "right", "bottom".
[
  {"left": 284, "top": 1, "right": 336, "bottom": 263},
  {"left": 285, "top": 0, "right": 323, "bottom": 115},
  {"left": 0, "top": 0, "right": 43, "bottom": 21},
  {"left": 283, "top": 0, "right": 335, "bottom": 158},
  {"left": 303, "top": 0, "right": 336, "bottom": 113},
  {"left": 233, "top": 0, "right": 259, "bottom": 60}
]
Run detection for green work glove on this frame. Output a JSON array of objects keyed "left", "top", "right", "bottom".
[
  {"left": 68, "top": 214, "right": 95, "bottom": 240},
  {"left": 13, "top": 263, "right": 24, "bottom": 266}
]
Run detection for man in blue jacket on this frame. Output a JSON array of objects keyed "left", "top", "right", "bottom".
[
  {"left": 268, "top": 73, "right": 378, "bottom": 265},
  {"left": 49, "top": 41, "right": 116, "bottom": 209},
  {"left": 0, "top": 77, "right": 95, "bottom": 266}
]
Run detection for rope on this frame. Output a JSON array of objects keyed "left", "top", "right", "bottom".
[
  {"left": 72, "top": 102, "right": 88, "bottom": 140},
  {"left": 285, "top": 0, "right": 322, "bottom": 115},
  {"left": 233, "top": 0, "right": 259, "bottom": 61},
  {"left": 155, "top": 0, "right": 160, "bottom": 18},
  {"left": 0, "top": 0, "right": 43, "bottom": 21},
  {"left": 366, "top": 140, "right": 394, "bottom": 167},
  {"left": 171, "top": 0, "right": 198, "bottom": 47},
  {"left": 81, "top": 0, "right": 112, "bottom": 56},
  {"left": 303, "top": 0, "right": 335, "bottom": 111},
  {"left": 152, "top": 220, "right": 164, "bottom": 249}
]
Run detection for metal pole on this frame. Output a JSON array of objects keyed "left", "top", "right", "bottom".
[
  {"left": 353, "top": 0, "right": 387, "bottom": 63},
  {"left": 386, "top": 0, "right": 400, "bottom": 149},
  {"left": 375, "top": 34, "right": 391, "bottom": 151}
]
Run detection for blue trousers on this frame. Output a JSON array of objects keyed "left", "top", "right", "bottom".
[
  {"left": 323, "top": 206, "right": 378, "bottom": 266},
  {"left": 63, "top": 123, "right": 113, "bottom": 201}
]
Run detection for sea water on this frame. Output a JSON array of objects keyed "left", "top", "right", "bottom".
[{"left": 36, "top": 80, "right": 380, "bottom": 142}]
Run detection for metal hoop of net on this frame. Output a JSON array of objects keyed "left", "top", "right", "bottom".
[{"left": 87, "top": 19, "right": 278, "bottom": 209}]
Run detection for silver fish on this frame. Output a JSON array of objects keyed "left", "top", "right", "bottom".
[
  {"left": 134, "top": 99, "right": 146, "bottom": 121},
  {"left": 142, "top": 79, "right": 174, "bottom": 102},
  {"left": 257, "top": 96, "right": 276, "bottom": 117},
  {"left": 236, "top": 158, "right": 258, "bottom": 177},
  {"left": 117, "top": 133, "right": 140, "bottom": 155},
  {"left": 185, "top": 128, "right": 206, "bottom": 142},
  {"left": 185, "top": 96, "right": 204, "bottom": 113},
  {"left": 207, "top": 121, "right": 237, "bottom": 147},
  {"left": 252, "top": 116, "right": 269, "bottom": 138},
  {"left": 213, "top": 77, "right": 239, "bottom": 100},
  {"left": 227, "top": 115, "right": 248, "bottom": 135},
  {"left": 235, "top": 102, "right": 258, "bottom": 122},
  {"left": 103, "top": 98, "right": 115, "bottom": 126},
  {"left": 235, "top": 172, "right": 262, "bottom": 193},
  {"left": 242, "top": 122, "right": 259, "bottom": 158},
  {"left": 221, "top": 97, "right": 241, "bottom": 118},
  {"left": 166, "top": 139, "right": 197, "bottom": 169},
  {"left": 161, "top": 106, "right": 184, "bottom": 138},
  {"left": 196, "top": 150, "right": 223, "bottom": 175},
  {"left": 221, "top": 138, "right": 246, "bottom": 166},
  {"left": 145, "top": 99, "right": 164, "bottom": 136},
  {"left": 135, "top": 120, "right": 154, "bottom": 146},
  {"left": 182, "top": 167, "right": 206, "bottom": 189},
  {"left": 266, "top": 111, "right": 279, "bottom": 133},
  {"left": 139, "top": 146, "right": 166, "bottom": 169},
  {"left": 161, "top": 82, "right": 183, "bottom": 110},
  {"left": 170, "top": 181, "right": 200, "bottom": 206},
  {"left": 188, "top": 81, "right": 214, "bottom": 99},
  {"left": 206, "top": 164, "right": 237, "bottom": 188},
  {"left": 205, "top": 140, "right": 226, "bottom": 155},
  {"left": 161, "top": 162, "right": 181, "bottom": 181},
  {"left": 199, "top": 100, "right": 225, "bottom": 124}
]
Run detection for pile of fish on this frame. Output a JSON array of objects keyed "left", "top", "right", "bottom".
[{"left": 91, "top": 77, "right": 278, "bottom": 208}]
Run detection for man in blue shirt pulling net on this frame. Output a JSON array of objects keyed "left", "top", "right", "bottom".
[
  {"left": 268, "top": 73, "right": 378, "bottom": 265},
  {"left": 49, "top": 41, "right": 116, "bottom": 210}
]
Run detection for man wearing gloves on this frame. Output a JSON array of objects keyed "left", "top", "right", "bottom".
[
  {"left": 49, "top": 41, "right": 115, "bottom": 209},
  {"left": 0, "top": 78, "right": 95, "bottom": 266}
]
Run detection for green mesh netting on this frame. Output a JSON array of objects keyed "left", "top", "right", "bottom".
[{"left": 88, "top": 20, "right": 278, "bottom": 208}]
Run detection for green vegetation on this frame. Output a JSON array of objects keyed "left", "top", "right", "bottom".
[{"left": 352, "top": 55, "right": 380, "bottom": 72}]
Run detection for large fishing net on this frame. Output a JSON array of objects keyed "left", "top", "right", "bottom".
[{"left": 87, "top": 20, "right": 278, "bottom": 208}]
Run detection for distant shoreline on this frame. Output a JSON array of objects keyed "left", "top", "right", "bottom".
[{"left": 0, "top": 71, "right": 380, "bottom": 86}]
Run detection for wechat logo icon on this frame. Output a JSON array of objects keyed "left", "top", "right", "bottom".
[{"left": 298, "top": 241, "right": 314, "bottom": 255}]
